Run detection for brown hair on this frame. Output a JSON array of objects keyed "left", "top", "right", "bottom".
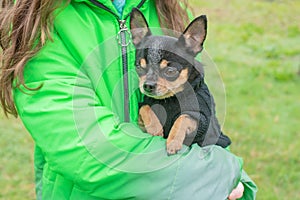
[
  {"left": 0, "top": 0, "right": 191, "bottom": 117},
  {"left": 155, "top": 0, "right": 191, "bottom": 36},
  {"left": 0, "top": 0, "right": 68, "bottom": 116}
]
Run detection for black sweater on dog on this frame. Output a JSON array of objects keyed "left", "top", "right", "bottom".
[{"left": 139, "top": 75, "right": 231, "bottom": 148}]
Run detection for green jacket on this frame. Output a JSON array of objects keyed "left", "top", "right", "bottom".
[{"left": 13, "top": 0, "right": 257, "bottom": 199}]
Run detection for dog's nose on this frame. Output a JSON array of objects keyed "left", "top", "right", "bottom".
[{"left": 143, "top": 82, "right": 156, "bottom": 93}]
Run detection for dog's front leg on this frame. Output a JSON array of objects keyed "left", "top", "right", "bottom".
[
  {"left": 166, "top": 114, "right": 197, "bottom": 155},
  {"left": 139, "top": 105, "right": 164, "bottom": 136}
]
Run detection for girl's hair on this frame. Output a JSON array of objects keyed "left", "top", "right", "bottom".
[
  {"left": 0, "top": 0, "right": 68, "bottom": 116},
  {"left": 155, "top": 0, "right": 190, "bottom": 36},
  {"left": 0, "top": 0, "right": 191, "bottom": 117}
]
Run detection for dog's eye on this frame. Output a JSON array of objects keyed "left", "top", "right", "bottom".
[
  {"left": 163, "top": 66, "right": 179, "bottom": 78},
  {"left": 136, "top": 65, "right": 147, "bottom": 76}
]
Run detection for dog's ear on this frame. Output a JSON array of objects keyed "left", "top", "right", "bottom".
[
  {"left": 177, "top": 15, "right": 207, "bottom": 56},
  {"left": 130, "top": 8, "right": 152, "bottom": 46}
]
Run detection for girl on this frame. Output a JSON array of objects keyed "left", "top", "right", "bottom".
[{"left": 0, "top": 0, "right": 255, "bottom": 199}]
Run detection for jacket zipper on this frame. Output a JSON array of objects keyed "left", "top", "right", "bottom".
[
  {"left": 119, "top": 19, "right": 130, "bottom": 122},
  {"left": 89, "top": 0, "right": 146, "bottom": 122}
]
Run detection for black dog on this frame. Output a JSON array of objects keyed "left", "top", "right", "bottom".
[{"left": 130, "top": 8, "right": 231, "bottom": 155}]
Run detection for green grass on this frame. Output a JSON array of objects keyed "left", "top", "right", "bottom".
[
  {"left": 0, "top": 114, "right": 35, "bottom": 199},
  {"left": 1, "top": 0, "right": 300, "bottom": 199}
]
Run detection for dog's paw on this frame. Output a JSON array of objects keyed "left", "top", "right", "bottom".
[
  {"left": 145, "top": 124, "right": 164, "bottom": 137},
  {"left": 166, "top": 140, "right": 182, "bottom": 155}
]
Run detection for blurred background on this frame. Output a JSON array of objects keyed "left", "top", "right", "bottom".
[{"left": 1, "top": 0, "right": 299, "bottom": 199}]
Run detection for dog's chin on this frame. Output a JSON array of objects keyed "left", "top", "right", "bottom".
[
  {"left": 145, "top": 93, "right": 174, "bottom": 99},
  {"left": 140, "top": 84, "right": 185, "bottom": 99},
  {"left": 142, "top": 90, "right": 176, "bottom": 99}
]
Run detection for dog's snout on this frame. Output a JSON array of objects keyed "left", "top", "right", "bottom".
[{"left": 143, "top": 82, "right": 156, "bottom": 93}]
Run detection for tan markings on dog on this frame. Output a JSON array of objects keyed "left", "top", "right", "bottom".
[
  {"left": 140, "top": 58, "right": 147, "bottom": 68},
  {"left": 138, "top": 75, "right": 146, "bottom": 93},
  {"left": 155, "top": 68, "right": 189, "bottom": 98},
  {"left": 139, "top": 105, "right": 163, "bottom": 136},
  {"left": 160, "top": 59, "right": 168, "bottom": 69},
  {"left": 166, "top": 114, "right": 197, "bottom": 154}
]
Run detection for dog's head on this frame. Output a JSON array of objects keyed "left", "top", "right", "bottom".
[{"left": 130, "top": 8, "right": 207, "bottom": 99}]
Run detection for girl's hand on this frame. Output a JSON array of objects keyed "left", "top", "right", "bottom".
[{"left": 228, "top": 182, "right": 244, "bottom": 200}]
